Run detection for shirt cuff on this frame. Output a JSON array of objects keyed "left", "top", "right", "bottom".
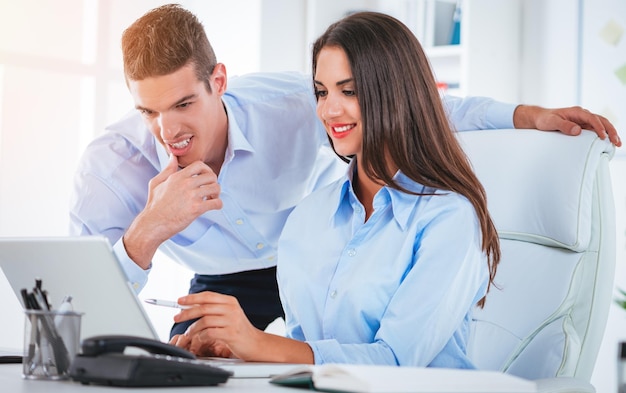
[
  {"left": 483, "top": 101, "right": 517, "bottom": 129},
  {"left": 307, "top": 340, "right": 344, "bottom": 365},
  {"left": 113, "top": 239, "right": 151, "bottom": 293}
]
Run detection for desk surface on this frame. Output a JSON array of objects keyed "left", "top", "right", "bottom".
[
  {"left": 0, "top": 364, "right": 292, "bottom": 392},
  {"left": 0, "top": 361, "right": 598, "bottom": 393}
]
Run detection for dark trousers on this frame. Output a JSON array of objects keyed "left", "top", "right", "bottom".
[{"left": 169, "top": 266, "right": 284, "bottom": 338}]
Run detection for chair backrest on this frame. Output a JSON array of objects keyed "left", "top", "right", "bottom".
[{"left": 459, "top": 129, "right": 616, "bottom": 381}]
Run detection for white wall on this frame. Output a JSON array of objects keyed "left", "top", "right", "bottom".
[
  {"left": 519, "top": 0, "right": 580, "bottom": 107},
  {"left": 259, "top": 0, "right": 307, "bottom": 73}
]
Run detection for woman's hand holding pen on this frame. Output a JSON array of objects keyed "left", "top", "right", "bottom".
[{"left": 168, "top": 291, "right": 263, "bottom": 360}]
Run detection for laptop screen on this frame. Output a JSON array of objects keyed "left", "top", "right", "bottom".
[{"left": 0, "top": 236, "right": 159, "bottom": 341}]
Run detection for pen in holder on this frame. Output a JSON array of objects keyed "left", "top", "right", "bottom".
[{"left": 22, "top": 309, "right": 83, "bottom": 380}]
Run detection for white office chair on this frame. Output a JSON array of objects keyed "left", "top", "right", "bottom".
[{"left": 458, "top": 129, "right": 616, "bottom": 392}]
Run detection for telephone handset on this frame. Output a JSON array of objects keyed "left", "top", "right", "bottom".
[
  {"left": 69, "top": 335, "right": 232, "bottom": 387},
  {"left": 80, "top": 334, "right": 195, "bottom": 359}
]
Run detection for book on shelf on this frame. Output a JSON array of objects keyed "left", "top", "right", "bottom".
[
  {"left": 269, "top": 363, "right": 537, "bottom": 393},
  {"left": 449, "top": 0, "right": 462, "bottom": 45}
]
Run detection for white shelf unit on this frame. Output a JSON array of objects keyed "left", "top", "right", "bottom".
[
  {"left": 305, "top": 0, "right": 522, "bottom": 103},
  {"left": 403, "top": 0, "right": 522, "bottom": 102}
]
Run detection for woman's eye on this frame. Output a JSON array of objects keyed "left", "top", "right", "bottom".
[
  {"left": 343, "top": 90, "right": 356, "bottom": 97},
  {"left": 315, "top": 90, "right": 328, "bottom": 98}
]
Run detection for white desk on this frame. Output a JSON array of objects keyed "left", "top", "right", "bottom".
[
  {"left": 0, "top": 364, "right": 293, "bottom": 392},
  {"left": 0, "top": 362, "right": 599, "bottom": 393}
]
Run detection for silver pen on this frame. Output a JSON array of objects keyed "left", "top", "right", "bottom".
[{"left": 144, "top": 298, "right": 191, "bottom": 309}]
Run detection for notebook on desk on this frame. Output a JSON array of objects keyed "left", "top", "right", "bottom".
[{"left": 0, "top": 236, "right": 300, "bottom": 378}]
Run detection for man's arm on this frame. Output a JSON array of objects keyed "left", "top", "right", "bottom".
[
  {"left": 513, "top": 105, "right": 621, "bottom": 147},
  {"left": 443, "top": 95, "right": 622, "bottom": 147},
  {"left": 442, "top": 95, "right": 515, "bottom": 131}
]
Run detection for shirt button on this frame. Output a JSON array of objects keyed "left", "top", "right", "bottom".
[
  {"left": 235, "top": 219, "right": 244, "bottom": 225},
  {"left": 267, "top": 255, "right": 276, "bottom": 261},
  {"left": 355, "top": 206, "right": 362, "bottom": 213},
  {"left": 347, "top": 248, "right": 356, "bottom": 257},
  {"left": 132, "top": 282, "right": 140, "bottom": 290},
  {"left": 256, "top": 242, "right": 264, "bottom": 250},
  {"left": 330, "top": 290, "right": 337, "bottom": 299}
]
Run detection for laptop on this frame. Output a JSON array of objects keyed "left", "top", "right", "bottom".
[
  {"left": 0, "top": 236, "right": 160, "bottom": 340},
  {"left": 0, "top": 236, "right": 300, "bottom": 378}
]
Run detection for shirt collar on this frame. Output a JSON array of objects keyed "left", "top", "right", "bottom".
[
  {"left": 156, "top": 99, "right": 255, "bottom": 170},
  {"left": 329, "top": 162, "right": 356, "bottom": 226},
  {"left": 330, "top": 163, "right": 426, "bottom": 231},
  {"left": 222, "top": 99, "right": 255, "bottom": 164},
  {"left": 387, "top": 171, "right": 427, "bottom": 230}
]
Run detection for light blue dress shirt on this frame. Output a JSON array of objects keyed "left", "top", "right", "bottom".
[
  {"left": 277, "top": 165, "right": 489, "bottom": 367},
  {"left": 69, "top": 71, "right": 514, "bottom": 291}
]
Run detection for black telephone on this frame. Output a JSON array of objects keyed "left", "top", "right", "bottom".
[{"left": 69, "top": 335, "right": 232, "bottom": 387}]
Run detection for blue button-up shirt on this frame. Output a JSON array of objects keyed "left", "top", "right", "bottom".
[
  {"left": 69, "top": 71, "right": 514, "bottom": 291},
  {"left": 277, "top": 165, "right": 489, "bottom": 367}
]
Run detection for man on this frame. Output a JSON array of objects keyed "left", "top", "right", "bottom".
[{"left": 69, "top": 4, "right": 621, "bottom": 340}]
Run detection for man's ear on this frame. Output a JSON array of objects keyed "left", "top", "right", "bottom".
[{"left": 211, "top": 63, "right": 227, "bottom": 95}]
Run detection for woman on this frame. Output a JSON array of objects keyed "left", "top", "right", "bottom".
[{"left": 170, "top": 11, "right": 500, "bottom": 368}]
